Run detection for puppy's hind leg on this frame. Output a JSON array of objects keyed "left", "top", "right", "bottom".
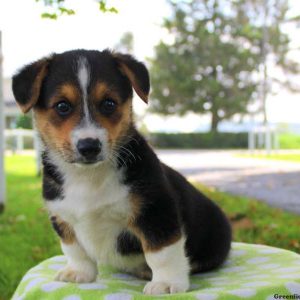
[{"left": 51, "top": 216, "right": 97, "bottom": 283}]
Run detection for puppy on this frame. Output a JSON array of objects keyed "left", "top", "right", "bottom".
[{"left": 12, "top": 49, "right": 231, "bottom": 295}]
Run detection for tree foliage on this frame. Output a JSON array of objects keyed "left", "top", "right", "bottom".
[
  {"left": 16, "top": 114, "right": 33, "bottom": 129},
  {"left": 150, "top": 0, "right": 300, "bottom": 131},
  {"left": 115, "top": 32, "right": 134, "bottom": 54},
  {"left": 35, "top": 0, "right": 118, "bottom": 19}
]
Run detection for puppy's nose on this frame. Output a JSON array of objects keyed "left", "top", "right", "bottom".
[{"left": 77, "top": 138, "right": 101, "bottom": 159}]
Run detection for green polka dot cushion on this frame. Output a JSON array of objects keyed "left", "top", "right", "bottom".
[{"left": 12, "top": 242, "right": 300, "bottom": 300}]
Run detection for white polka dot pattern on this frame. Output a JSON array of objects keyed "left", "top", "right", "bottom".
[{"left": 11, "top": 242, "right": 300, "bottom": 300}]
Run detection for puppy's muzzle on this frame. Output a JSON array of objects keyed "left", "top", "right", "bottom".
[{"left": 77, "top": 138, "right": 102, "bottom": 163}]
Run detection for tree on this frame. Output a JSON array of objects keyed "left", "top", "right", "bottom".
[
  {"left": 115, "top": 32, "right": 134, "bottom": 54},
  {"left": 236, "top": 0, "right": 300, "bottom": 124},
  {"left": 150, "top": 0, "right": 300, "bottom": 132},
  {"left": 35, "top": 0, "right": 118, "bottom": 19},
  {"left": 16, "top": 114, "right": 33, "bottom": 130}
]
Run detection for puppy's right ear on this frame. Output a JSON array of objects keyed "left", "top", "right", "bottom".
[{"left": 12, "top": 56, "right": 52, "bottom": 113}]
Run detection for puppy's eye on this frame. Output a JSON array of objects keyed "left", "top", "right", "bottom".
[
  {"left": 99, "top": 99, "right": 117, "bottom": 115},
  {"left": 55, "top": 101, "right": 72, "bottom": 116}
]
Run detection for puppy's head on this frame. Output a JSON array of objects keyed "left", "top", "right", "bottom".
[{"left": 12, "top": 49, "right": 150, "bottom": 166}]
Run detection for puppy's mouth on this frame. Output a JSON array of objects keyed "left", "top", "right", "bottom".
[
  {"left": 73, "top": 156, "right": 106, "bottom": 167},
  {"left": 82, "top": 160, "right": 100, "bottom": 165}
]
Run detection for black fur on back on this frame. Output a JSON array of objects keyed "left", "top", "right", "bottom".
[{"left": 115, "top": 128, "right": 232, "bottom": 272}]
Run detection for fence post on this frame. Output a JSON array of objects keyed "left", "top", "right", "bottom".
[
  {"left": 248, "top": 129, "right": 255, "bottom": 154},
  {"left": 33, "top": 131, "right": 42, "bottom": 176},
  {"left": 265, "top": 126, "right": 271, "bottom": 155},
  {"left": 0, "top": 31, "right": 6, "bottom": 212},
  {"left": 16, "top": 129, "right": 24, "bottom": 152},
  {"left": 274, "top": 131, "right": 279, "bottom": 153}
]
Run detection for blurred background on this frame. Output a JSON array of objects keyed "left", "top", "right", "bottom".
[{"left": 0, "top": 0, "right": 299, "bottom": 299}]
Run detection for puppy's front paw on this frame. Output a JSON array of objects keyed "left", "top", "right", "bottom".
[
  {"left": 143, "top": 281, "right": 188, "bottom": 295},
  {"left": 55, "top": 266, "right": 97, "bottom": 283}
]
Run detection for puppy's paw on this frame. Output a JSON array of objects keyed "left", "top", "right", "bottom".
[
  {"left": 55, "top": 266, "right": 97, "bottom": 283},
  {"left": 143, "top": 281, "right": 188, "bottom": 295}
]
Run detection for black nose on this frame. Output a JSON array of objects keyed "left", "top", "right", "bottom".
[{"left": 77, "top": 138, "right": 101, "bottom": 160}]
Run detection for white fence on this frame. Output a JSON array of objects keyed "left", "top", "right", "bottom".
[
  {"left": 4, "top": 129, "right": 36, "bottom": 151},
  {"left": 4, "top": 129, "right": 41, "bottom": 174},
  {"left": 248, "top": 125, "right": 279, "bottom": 155}
]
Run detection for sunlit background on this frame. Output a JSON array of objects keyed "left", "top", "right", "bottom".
[
  {"left": 1, "top": 1, "right": 300, "bottom": 299},
  {"left": 0, "top": 0, "right": 300, "bottom": 132}
]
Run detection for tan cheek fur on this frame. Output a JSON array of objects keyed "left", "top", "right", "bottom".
[
  {"left": 34, "top": 84, "right": 81, "bottom": 158},
  {"left": 35, "top": 112, "right": 79, "bottom": 159},
  {"left": 91, "top": 82, "right": 133, "bottom": 148},
  {"left": 97, "top": 100, "right": 132, "bottom": 147},
  {"left": 34, "top": 81, "right": 132, "bottom": 157}
]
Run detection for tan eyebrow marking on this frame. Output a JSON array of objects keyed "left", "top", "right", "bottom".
[
  {"left": 92, "top": 82, "right": 109, "bottom": 100},
  {"left": 48, "top": 83, "right": 80, "bottom": 107},
  {"left": 91, "top": 81, "right": 122, "bottom": 105}
]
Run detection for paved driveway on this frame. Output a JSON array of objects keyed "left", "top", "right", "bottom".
[{"left": 156, "top": 150, "right": 300, "bottom": 214}]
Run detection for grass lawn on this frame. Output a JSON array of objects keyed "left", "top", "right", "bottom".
[
  {"left": 196, "top": 183, "right": 300, "bottom": 254},
  {"left": 1, "top": 154, "right": 300, "bottom": 299},
  {"left": 239, "top": 153, "right": 300, "bottom": 162},
  {"left": 279, "top": 133, "right": 300, "bottom": 149},
  {"left": 0, "top": 154, "right": 60, "bottom": 300}
]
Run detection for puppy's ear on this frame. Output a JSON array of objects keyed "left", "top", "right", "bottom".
[
  {"left": 114, "top": 53, "right": 150, "bottom": 104},
  {"left": 12, "top": 56, "right": 52, "bottom": 113}
]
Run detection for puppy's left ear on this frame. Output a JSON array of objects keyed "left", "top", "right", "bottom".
[
  {"left": 114, "top": 53, "right": 150, "bottom": 104},
  {"left": 12, "top": 56, "right": 52, "bottom": 113}
]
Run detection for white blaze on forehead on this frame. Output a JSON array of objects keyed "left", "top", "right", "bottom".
[
  {"left": 72, "top": 126, "right": 107, "bottom": 141},
  {"left": 77, "top": 56, "right": 90, "bottom": 122}
]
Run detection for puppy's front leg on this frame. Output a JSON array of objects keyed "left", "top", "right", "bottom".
[
  {"left": 129, "top": 194, "right": 190, "bottom": 295},
  {"left": 51, "top": 216, "right": 97, "bottom": 283},
  {"left": 143, "top": 237, "right": 190, "bottom": 295}
]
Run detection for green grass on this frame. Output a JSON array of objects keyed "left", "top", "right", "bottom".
[
  {"left": 0, "top": 154, "right": 60, "bottom": 300},
  {"left": 239, "top": 153, "right": 300, "bottom": 162},
  {"left": 1, "top": 154, "right": 300, "bottom": 299},
  {"left": 195, "top": 183, "right": 300, "bottom": 254},
  {"left": 279, "top": 133, "right": 300, "bottom": 149}
]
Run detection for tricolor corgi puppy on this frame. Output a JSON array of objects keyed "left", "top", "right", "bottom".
[{"left": 12, "top": 49, "right": 231, "bottom": 295}]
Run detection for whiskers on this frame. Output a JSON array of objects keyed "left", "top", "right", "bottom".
[
  {"left": 108, "top": 148, "right": 127, "bottom": 169},
  {"left": 108, "top": 136, "right": 141, "bottom": 169}
]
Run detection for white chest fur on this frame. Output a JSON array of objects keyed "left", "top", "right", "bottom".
[
  {"left": 48, "top": 162, "right": 130, "bottom": 222},
  {"left": 46, "top": 161, "right": 145, "bottom": 271}
]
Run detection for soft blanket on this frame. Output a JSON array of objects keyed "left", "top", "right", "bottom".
[{"left": 12, "top": 242, "right": 300, "bottom": 299}]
